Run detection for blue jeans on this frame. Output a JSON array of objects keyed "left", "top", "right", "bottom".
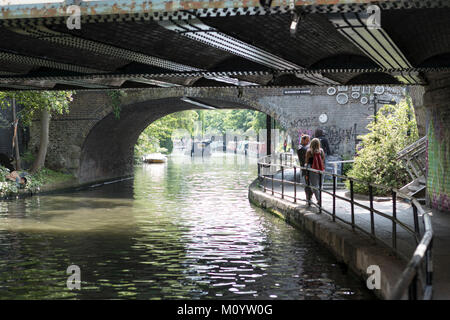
[{"left": 308, "top": 171, "right": 323, "bottom": 202}]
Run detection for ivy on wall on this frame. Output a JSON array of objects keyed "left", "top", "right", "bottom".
[{"left": 107, "top": 90, "right": 127, "bottom": 119}]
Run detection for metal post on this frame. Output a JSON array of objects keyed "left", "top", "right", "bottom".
[
  {"left": 294, "top": 166, "right": 297, "bottom": 203},
  {"left": 258, "top": 162, "right": 260, "bottom": 178},
  {"left": 369, "top": 185, "right": 375, "bottom": 237},
  {"left": 263, "top": 172, "right": 266, "bottom": 193},
  {"left": 332, "top": 175, "right": 336, "bottom": 222},
  {"left": 223, "top": 133, "right": 227, "bottom": 152},
  {"left": 413, "top": 203, "right": 420, "bottom": 237},
  {"left": 319, "top": 171, "right": 322, "bottom": 214},
  {"left": 392, "top": 190, "right": 397, "bottom": 250},
  {"left": 271, "top": 171, "right": 274, "bottom": 196},
  {"left": 408, "top": 273, "right": 418, "bottom": 300},
  {"left": 350, "top": 180, "right": 355, "bottom": 230},
  {"left": 281, "top": 165, "right": 284, "bottom": 199},
  {"left": 266, "top": 115, "right": 272, "bottom": 156},
  {"left": 426, "top": 239, "right": 433, "bottom": 287},
  {"left": 373, "top": 93, "right": 378, "bottom": 124}
]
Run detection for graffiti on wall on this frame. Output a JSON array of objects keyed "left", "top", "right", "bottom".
[
  {"left": 327, "top": 124, "right": 358, "bottom": 149},
  {"left": 292, "top": 116, "right": 317, "bottom": 128},
  {"left": 293, "top": 124, "right": 358, "bottom": 155}
]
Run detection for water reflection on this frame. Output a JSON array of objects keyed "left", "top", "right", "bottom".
[{"left": 0, "top": 154, "right": 374, "bottom": 300}]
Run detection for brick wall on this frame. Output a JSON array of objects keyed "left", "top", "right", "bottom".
[{"left": 424, "top": 74, "right": 450, "bottom": 212}]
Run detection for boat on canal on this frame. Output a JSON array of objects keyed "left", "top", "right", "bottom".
[{"left": 142, "top": 153, "right": 167, "bottom": 163}]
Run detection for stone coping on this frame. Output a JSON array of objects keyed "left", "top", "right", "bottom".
[{"left": 248, "top": 179, "right": 409, "bottom": 300}]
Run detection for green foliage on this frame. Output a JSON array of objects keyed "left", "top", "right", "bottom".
[
  {"left": 341, "top": 154, "right": 354, "bottom": 176},
  {"left": 346, "top": 99, "right": 419, "bottom": 195},
  {"left": 0, "top": 91, "right": 74, "bottom": 126},
  {"left": 202, "top": 109, "right": 264, "bottom": 134},
  {"left": 107, "top": 90, "right": 127, "bottom": 119},
  {"left": 29, "top": 167, "right": 73, "bottom": 187},
  {"left": 135, "top": 109, "right": 268, "bottom": 156},
  {"left": 0, "top": 166, "right": 19, "bottom": 195},
  {"left": 135, "top": 110, "right": 198, "bottom": 157},
  {"left": 0, "top": 166, "right": 74, "bottom": 197}
]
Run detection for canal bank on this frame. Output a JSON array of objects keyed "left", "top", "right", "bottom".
[{"left": 248, "top": 179, "right": 408, "bottom": 300}]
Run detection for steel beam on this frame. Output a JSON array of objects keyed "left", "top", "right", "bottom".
[
  {"left": 328, "top": 12, "right": 424, "bottom": 84},
  {"left": 8, "top": 23, "right": 257, "bottom": 87},
  {"left": 0, "top": 1, "right": 417, "bottom": 21},
  {"left": 0, "top": 50, "right": 104, "bottom": 74},
  {"left": 159, "top": 16, "right": 339, "bottom": 85}
]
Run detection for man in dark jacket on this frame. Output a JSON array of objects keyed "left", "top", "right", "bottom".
[
  {"left": 297, "top": 135, "right": 312, "bottom": 201},
  {"left": 314, "top": 128, "right": 331, "bottom": 156}
]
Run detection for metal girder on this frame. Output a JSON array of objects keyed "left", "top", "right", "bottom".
[
  {"left": 9, "top": 24, "right": 201, "bottom": 72},
  {"left": 1, "top": 67, "right": 444, "bottom": 86},
  {"left": 0, "top": 1, "right": 448, "bottom": 24},
  {"left": 0, "top": 50, "right": 104, "bottom": 74},
  {"left": 7, "top": 23, "right": 259, "bottom": 87},
  {"left": 159, "top": 16, "right": 339, "bottom": 85},
  {"left": 55, "top": 78, "right": 125, "bottom": 88},
  {"left": 328, "top": 12, "right": 424, "bottom": 85},
  {"left": 131, "top": 78, "right": 182, "bottom": 88}
]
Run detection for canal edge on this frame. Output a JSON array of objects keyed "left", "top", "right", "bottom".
[{"left": 248, "top": 179, "right": 408, "bottom": 300}]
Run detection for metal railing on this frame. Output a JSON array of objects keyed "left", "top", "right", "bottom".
[
  {"left": 396, "top": 136, "right": 428, "bottom": 181},
  {"left": 257, "top": 153, "right": 433, "bottom": 300}
]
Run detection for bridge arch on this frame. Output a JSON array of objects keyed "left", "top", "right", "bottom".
[{"left": 77, "top": 88, "right": 278, "bottom": 184}]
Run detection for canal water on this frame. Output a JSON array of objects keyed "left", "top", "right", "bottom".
[{"left": 0, "top": 154, "right": 374, "bottom": 300}]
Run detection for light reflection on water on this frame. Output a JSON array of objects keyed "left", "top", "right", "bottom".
[{"left": 0, "top": 153, "right": 375, "bottom": 300}]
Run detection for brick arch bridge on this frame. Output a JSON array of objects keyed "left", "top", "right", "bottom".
[
  {"left": 30, "top": 85, "right": 411, "bottom": 185},
  {"left": 30, "top": 87, "right": 292, "bottom": 184}
]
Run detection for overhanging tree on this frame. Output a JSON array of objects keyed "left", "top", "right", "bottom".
[{"left": 0, "top": 91, "right": 74, "bottom": 173}]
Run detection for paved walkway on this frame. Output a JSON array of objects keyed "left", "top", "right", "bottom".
[{"left": 260, "top": 169, "right": 449, "bottom": 300}]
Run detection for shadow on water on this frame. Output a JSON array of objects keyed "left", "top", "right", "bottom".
[{"left": 0, "top": 153, "right": 376, "bottom": 300}]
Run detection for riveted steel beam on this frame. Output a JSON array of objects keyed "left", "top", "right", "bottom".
[
  {"left": 0, "top": 67, "right": 444, "bottom": 85},
  {"left": 9, "top": 24, "right": 201, "bottom": 72},
  {"left": 328, "top": 12, "right": 424, "bottom": 84},
  {"left": 7, "top": 23, "right": 259, "bottom": 87},
  {"left": 0, "top": 50, "right": 105, "bottom": 74},
  {"left": 159, "top": 16, "right": 339, "bottom": 85},
  {"left": 0, "top": 1, "right": 448, "bottom": 24}
]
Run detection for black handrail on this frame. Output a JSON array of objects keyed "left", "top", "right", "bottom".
[{"left": 257, "top": 154, "right": 433, "bottom": 300}]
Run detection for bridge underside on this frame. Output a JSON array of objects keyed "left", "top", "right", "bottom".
[
  {"left": 0, "top": 1, "right": 448, "bottom": 90},
  {"left": 2, "top": 1, "right": 448, "bottom": 212}
]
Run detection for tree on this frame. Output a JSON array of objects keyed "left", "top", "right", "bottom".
[
  {"left": 135, "top": 110, "right": 198, "bottom": 156},
  {"left": 346, "top": 98, "right": 419, "bottom": 195},
  {"left": 135, "top": 109, "right": 268, "bottom": 156},
  {"left": 0, "top": 91, "right": 74, "bottom": 173}
]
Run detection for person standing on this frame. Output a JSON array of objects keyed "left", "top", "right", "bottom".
[
  {"left": 297, "top": 135, "right": 312, "bottom": 201},
  {"left": 314, "top": 128, "right": 331, "bottom": 156},
  {"left": 305, "top": 138, "right": 325, "bottom": 205}
]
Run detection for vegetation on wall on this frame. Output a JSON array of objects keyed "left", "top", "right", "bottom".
[
  {"left": 107, "top": 90, "right": 127, "bottom": 119},
  {"left": 346, "top": 98, "right": 419, "bottom": 195}
]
